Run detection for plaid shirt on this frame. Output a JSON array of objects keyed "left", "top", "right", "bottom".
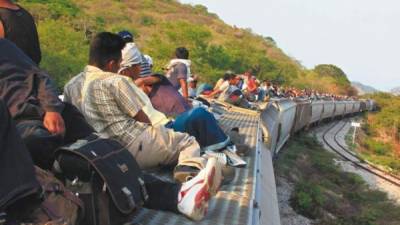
[
  {"left": 81, "top": 66, "right": 148, "bottom": 145},
  {"left": 63, "top": 71, "right": 85, "bottom": 112}
]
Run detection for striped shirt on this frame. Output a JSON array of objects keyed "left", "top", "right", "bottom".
[
  {"left": 139, "top": 54, "right": 152, "bottom": 77},
  {"left": 80, "top": 66, "right": 148, "bottom": 145}
]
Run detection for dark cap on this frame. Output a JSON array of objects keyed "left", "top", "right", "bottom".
[{"left": 117, "top": 30, "right": 134, "bottom": 42}]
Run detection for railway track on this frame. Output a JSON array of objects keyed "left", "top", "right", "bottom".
[{"left": 321, "top": 120, "right": 400, "bottom": 187}]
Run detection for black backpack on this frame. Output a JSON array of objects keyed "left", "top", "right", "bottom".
[{"left": 53, "top": 134, "right": 148, "bottom": 225}]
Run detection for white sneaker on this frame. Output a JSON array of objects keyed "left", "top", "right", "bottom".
[
  {"left": 224, "top": 146, "right": 247, "bottom": 167},
  {"left": 204, "top": 150, "right": 228, "bottom": 165},
  {"left": 177, "top": 158, "right": 222, "bottom": 221}
]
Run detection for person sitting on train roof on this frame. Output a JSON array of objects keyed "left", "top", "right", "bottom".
[
  {"left": 205, "top": 71, "right": 236, "bottom": 100},
  {"left": 165, "top": 47, "right": 191, "bottom": 100},
  {"left": 0, "top": 39, "right": 94, "bottom": 170},
  {"left": 64, "top": 32, "right": 210, "bottom": 182},
  {"left": 203, "top": 72, "right": 253, "bottom": 109},
  {"left": 241, "top": 70, "right": 260, "bottom": 102},
  {"left": 117, "top": 30, "right": 153, "bottom": 78}
]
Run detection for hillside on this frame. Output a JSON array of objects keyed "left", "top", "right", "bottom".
[
  {"left": 390, "top": 87, "right": 400, "bottom": 96},
  {"left": 17, "top": 0, "right": 354, "bottom": 95},
  {"left": 351, "top": 81, "right": 378, "bottom": 95},
  {"left": 360, "top": 93, "right": 400, "bottom": 174}
]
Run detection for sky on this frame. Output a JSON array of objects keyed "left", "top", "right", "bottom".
[{"left": 179, "top": 0, "right": 399, "bottom": 91}]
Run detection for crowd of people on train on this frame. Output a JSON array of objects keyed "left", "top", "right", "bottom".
[
  {"left": 0, "top": 1, "right": 252, "bottom": 223},
  {"left": 0, "top": 0, "right": 355, "bottom": 224}
]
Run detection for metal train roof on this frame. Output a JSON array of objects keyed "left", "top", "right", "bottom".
[{"left": 131, "top": 102, "right": 281, "bottom": 225}]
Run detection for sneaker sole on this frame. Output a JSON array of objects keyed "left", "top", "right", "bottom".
[{"left": 205, "top": 158, "right": 222, "bottom": 196}]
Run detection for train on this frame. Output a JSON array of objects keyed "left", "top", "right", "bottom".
[{"left": 260, "top": 98, "right": 376, "bottom": 156}]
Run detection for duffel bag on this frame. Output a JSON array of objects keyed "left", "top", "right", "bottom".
[{"left": 53, "top": 134, "right": 148, "bottom": 225}]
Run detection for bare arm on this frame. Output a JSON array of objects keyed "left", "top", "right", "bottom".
[
  {"left": 204, "top": 89, "right": 221, "bottom": 98},
  {"left": 133, "top": 110, "right": 151, "bottom": 124},
  {"left": 135, "top": 76, "right": 161, "bottom": 87},
  {"left": 0, "top": 20, "right": 5, "bottom": 38},
  {"left": 180, "top": 78, "right": 189, "bottom": 99}
]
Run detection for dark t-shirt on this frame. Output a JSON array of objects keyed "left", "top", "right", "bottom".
[
  {"left": 167, "top": 63, "right": 188, "bottom": 90},
  {"left": 0, "top": 5, "right": 41, "bottom": 64},
  {"left": 148, "top": 74, "right": 191, "bottom": 117}
]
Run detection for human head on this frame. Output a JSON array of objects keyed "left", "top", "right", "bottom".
[
  {"left": 244, "top": 70, "right": 252, "bottom": 78},
  {"left": 118, "top": 43, "right": 143, "bottom": 80},
  {"left": 89, "top": 32, "right": 125, "bottom": 73},
  {"left": 229, "top": 75, "right": 241, "bottom": 85},
  {"left": 175, "top": 47, "right": 189, "bottom": 59},
  {"left": 223, "top": 70, "right": 235, "bottom": 81},
  {"left": 117, "top": 30, "right": 134, "bottom": 43}
]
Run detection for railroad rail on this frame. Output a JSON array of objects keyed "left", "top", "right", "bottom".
[{"left": 321, "top": 120, "right": 400, "bottom": 187}]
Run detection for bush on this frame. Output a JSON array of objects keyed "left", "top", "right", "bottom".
[
  {"left": 291, "top": 181, "right": 325, "bottom": 219},
  {"left": 38, "top": 20, "right": 88, "bottom": 89},
  {"left": 364, "top": 138, "right": 391, "bottom": 156}
]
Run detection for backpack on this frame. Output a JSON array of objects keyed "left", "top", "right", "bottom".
[
  {"left": 53, "top": 134, "right": 148, "bottom": 225},
  {"left": 4, "top": 167, "right": 83, "bottom": 225}
]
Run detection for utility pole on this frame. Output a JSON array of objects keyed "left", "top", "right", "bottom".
[{"left": 351, "top": 121, "right": 361, "bottom": 145}]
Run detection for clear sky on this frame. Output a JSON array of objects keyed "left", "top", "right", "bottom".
[{"left": 179, "top": 0, "right": 399, "bottom": 91}]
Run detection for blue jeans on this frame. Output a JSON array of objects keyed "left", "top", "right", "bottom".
[
  {"left": 165, "top": 107, "right": 230, "bottom": 152},
  {"left": 258, "top": 89, "right": 266, "bottom": 101}
]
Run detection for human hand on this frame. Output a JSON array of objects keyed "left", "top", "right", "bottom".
[{"left": 43, "top": 112, "right": 65, "bottom": 136}]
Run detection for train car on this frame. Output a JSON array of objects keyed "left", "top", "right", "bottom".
[
  {"left": 359, "top": 100, "right": 367, "bottom": 111},
  {"left": 292, "top": 99, "right": 312, "bottom": 133},
  {"left": 260, "top": 99, "right": 297, "bottom": 155},
  {"left": 321, "top": 100, "right": 335, "bottom": 120},
  {"left": 334, "top": 101, "right": 346, "bottom": 117},
  {"left": 309, "top": 100, "right": 324, "bottom": 124},
  {"left": 353, "top": 101, "right": 361, "bottom": 113},
  {"left": 344, "top": 101, "right": 355, "bottom": 115}
]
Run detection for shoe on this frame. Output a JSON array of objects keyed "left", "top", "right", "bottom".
[
  {"left": 174, "top": 165, "right": 200, "bottom": 183},
  {"left": 204, "top": 150, "right": 227, "bottom": 165},
  {"left": 177, "top": 158, "right": 222, "bottom": 221},
  {"left": 224, "top": 146, "right": 247, "bottom": 167}
]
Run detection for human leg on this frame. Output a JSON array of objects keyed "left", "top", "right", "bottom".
[
  {"left": 0, "top": 99, "right": 40, "bottom": 210},
  {"left": 142, "top": 158, "right": 222, "bottom": 221},
  {"left": 125, "top": 125, "right": 201, "bottom": 170},
  {"left": 142, "top": 173, "right": 180, "bottom": 213},
  {"left": 16, "top": 120, "right": 63, "bottom": 169},
  {"left": 170, "top": 107, "right": 230, "bottom": 152}
]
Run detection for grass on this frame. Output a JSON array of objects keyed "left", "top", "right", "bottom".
[
  {"left": 345, "top": 116, "right": 400, "bottom": 175},
  {"left": 15, "top": 0, "right": 355, "bottom": 96},
  {"left": 275, "top": 134, "right": 400, "bottom": 225}
]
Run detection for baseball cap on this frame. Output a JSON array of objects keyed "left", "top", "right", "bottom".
[{"left": 117, "top": 30, "right": 134, "bottom": 42}]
